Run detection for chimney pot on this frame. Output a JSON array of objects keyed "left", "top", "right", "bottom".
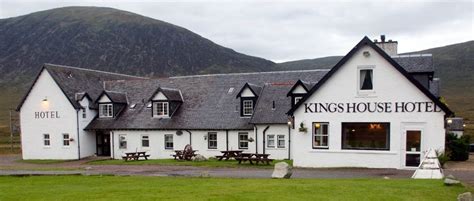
[{"left": 381, "top": 35, "right": 386, "bottom": 42}]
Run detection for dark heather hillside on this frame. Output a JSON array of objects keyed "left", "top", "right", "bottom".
[{"left": 0, "top": 6, "right": 275, "bottom": 88}]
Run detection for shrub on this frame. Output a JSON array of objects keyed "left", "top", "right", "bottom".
[
  {"left": 445, "top": 133, "right": 470, "bottom": 161},
  {"left": 436, "top": 150, "right": 449, "bottom": 168}
]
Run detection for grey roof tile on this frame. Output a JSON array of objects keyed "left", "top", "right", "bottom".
[
  {"left": 86, "top": 70, "right": 329, "bottom": 130},
  {"left": 392, "top": 54, "right": 434, "bottom": 73}
]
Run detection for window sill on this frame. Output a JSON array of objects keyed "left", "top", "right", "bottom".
[
  {"left": 309, "top": 149, "right": 397, "bottom": 155},
  {"left": 266, "top": 148, "right": 287, "bottom": 150},
  {"left": 43, "top": 146, "right": 51, "bottom": 149}
]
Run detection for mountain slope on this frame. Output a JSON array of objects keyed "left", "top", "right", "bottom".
[{"left": 0, "top": 6, "right": 275, "bottom": 89}]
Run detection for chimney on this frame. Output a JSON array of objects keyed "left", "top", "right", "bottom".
[{"left": 374, "top": 34, "right": 398, "bottom": 56}]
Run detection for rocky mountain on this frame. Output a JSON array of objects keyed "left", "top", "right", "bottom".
[{"left": 0, "top": 6, "right": 275, "bottom": 90}]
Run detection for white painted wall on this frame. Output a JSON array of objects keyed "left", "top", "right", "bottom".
[
  {"left": 292, "top": 85, "right": 307, "bottom": 94},
  {"left": 255, "top": 125, "right": 289, "bottom": 159},
  {"left": 152, "top": 92, "right": 167, "bottom": 100},
  {"left": 98, "top": 95, "right": 111, "bottom": 103},
  {"left": 240, "top": 88, "right": 255, "bottom": 97},
  {"left": 20, "top": 70, "right": 80, "bottom": 160},
  {"left": 111, "top": 130, "right": 254, "bottom": 159},
  {"left": 78, "top": 98, "right": 97, "bottom": 158},
  {"left": 291, "top": 45, "right": 446, "bottom": 169}
]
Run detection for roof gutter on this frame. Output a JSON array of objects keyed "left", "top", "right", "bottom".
[{"left": 262, "top": 125, "right": 270, "bottom": 154}]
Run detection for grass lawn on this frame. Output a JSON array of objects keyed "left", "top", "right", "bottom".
[
  {"left": 88, "top": 158, "right": 292, "bottom": 169},
  {"left": 0, "top": 175, "right": 469, "bottom": 201}
]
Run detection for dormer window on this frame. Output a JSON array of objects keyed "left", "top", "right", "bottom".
[
  {"left": 243, "top": 100, "right": 254, "bottom": 116},
  {"left": 153, "top": 101, "right": 169, "bottom": 117},
  {"left": 287, "top": 80, "right": 310, "bottom": 107},
  {"left": 99, "top": 104, "right": 113, "bottom": 118},
  {"left": 236, "top": 83, "right": 261, "bottom": 117}
]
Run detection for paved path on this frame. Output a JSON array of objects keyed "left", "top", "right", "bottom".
[{"left": 1, "top": 154, "right": 473, "bottom": 186}]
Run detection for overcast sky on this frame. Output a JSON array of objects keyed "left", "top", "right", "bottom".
[{"left": 0, "top": 0, "right": 472, "bottom": 62}]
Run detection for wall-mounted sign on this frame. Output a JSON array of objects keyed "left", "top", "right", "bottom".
[
  {"left": 304, "top": 101, "right": 442, "bottom": 113},
  {"left": 35, "top": 111, "right": 60, "bottom": 119}
]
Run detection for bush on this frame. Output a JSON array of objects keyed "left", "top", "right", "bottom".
[
  {"left": 445, "top": 133, "right": 470, "bottom": 161},
  {"left": 436, "top": 150, "right": 449, "bottom": 168}
]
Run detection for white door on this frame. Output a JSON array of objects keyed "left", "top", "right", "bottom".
[{"left": 404, "top": 130, "right": 422, "bottom": 168}]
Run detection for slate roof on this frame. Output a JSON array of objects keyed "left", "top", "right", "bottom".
[
  {"left": 101, "top": 91, "right": 128, "bottom": 104},
  {"left": 447, "top": 117, "right": 464, "bottom": 131},
  {"left": 250, "top": 83, "right": 294, "bottom": 124},
  {"left": 149, "top": 87, "right": 183, "bottom": 102},
  {"left": 85, "top": 70, "right": 329, "bottom": 130},
  {"left": 392, "top": 54, "right": 434, "bottom": 73},
  {"left": 17, "top": 63, "right": 146, "bottom": 111}
]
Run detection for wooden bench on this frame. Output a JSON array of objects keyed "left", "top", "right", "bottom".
[{"left": 122, "top": 152, "right": 150, "bottom": 161}]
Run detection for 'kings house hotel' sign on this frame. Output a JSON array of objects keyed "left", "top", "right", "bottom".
[{"left": 304, "top": 101, "right": 442, "bottom": 113}]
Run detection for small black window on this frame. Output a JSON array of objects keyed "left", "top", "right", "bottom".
[
  {"left": 242, "top": 100, "right": 253, "bottom": 116},
  {"left": 208, "top": 132, "right": 217, "bottom": 149},
  {"left": 43, "top": 134, "right": 50, "bottom": 146},
  {"left": 238, "top": 132, "right": 248, "bottom": 149},
  {"left": 164, "top": 134, "right": 174, "bottom": 150},
  {"left": 63, "top": 134, "right": 70, "bottom": 146},
  {"left": 82, "top": 109, "right": 87, "bottom": 119},
  {"left": 142, "top": 135, "right": 149, "bottom": 147},
  {"left": 360, "top": 69, "right": 373, "bottom": 90}
]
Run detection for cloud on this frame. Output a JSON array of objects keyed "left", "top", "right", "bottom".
[{"left": 0, "top": 0, "right": 472, "bottom": 62}]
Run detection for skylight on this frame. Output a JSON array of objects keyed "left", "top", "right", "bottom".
[
  {"left": 147, "top": 102, "right": 152, "bottom": 108},
  {"left": 228, "top": 87, "right": 234, "bottom": 94},
  {"left": 129, "top": 104, "right": 137, "bottom": 109}
]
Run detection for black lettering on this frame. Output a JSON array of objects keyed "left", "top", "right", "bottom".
[
  {"left": 347, "top": 103, "right": 356, "bottom": 113},
  {"left": 56, "top": 111, "right": 60, "bottom": 118},
  {"left": 304, "top": 103, "right": 314, "bottom": 113},
  {"left": 425, "top": 102, "right": 433, "bottom": 112},
  {"left": 404, "top": 102, "right": 416, "bottom": 112},
  {"left": 367, "top": 102, "right": 376, "bottom": 113},
  {"left": 385, "top": 102, "right": 392, "bottom": 113},
  {"left": 39, "top": 112, "right": 45, "bottom": 118},
  {"left": 35, "top": 112, "right": 40, "bottom": 119},
  {"left": 319, "top": 103, "right": 328, "bottom": 113},
  {"left": 416, "top": 102, "right": 423, "bottom": 112},
  {"left": 395, "top": 102, "right": 405, "bottom": 112},
  {"left": 328, "top": 103, "right": 337, "bottom": 113},
  {"left": 337, "top": 103, "right": 345, "bottom": 113},
  {"left": 356, "top": 103, "right": 367, "bottom": 113}
]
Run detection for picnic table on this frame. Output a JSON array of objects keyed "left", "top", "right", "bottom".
[
  {"left": 216, "top": 150, "right": 243, "bottom": 161},
  {"left": 122, "top": 151, "right": 150, "bottom": 161},
  {"left": 235, "top": 153, "right": 273, "bottom": 165},
  {"left": 172, "top": 150, "right": 198, "bottom": 161}
]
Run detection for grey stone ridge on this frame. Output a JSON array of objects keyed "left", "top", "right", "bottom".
[
  {"left": 39, "top": 55, "right": 437, "bottom": 131},
  {"left": 392, "top": 54, "right": 434, "bottom": 73}
]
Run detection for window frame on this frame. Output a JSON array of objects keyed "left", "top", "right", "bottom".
[
  {"left": 208, "top": 132, "right": 218, "bottom": 149},
  {"left": 164, "top": 134, "right": 174, "bottom": 150},
  {"left": 43, "top": 134, "right": 50, "bottom": 147},
  {"left": 238, "top": 132, "right": 249, "bottom": 149},
  {"left": 294, "top": 96, "right": 303, "bottom": 104},
  {"left": 266, "top": 134, "right": 275, "bottom": 148},
  {"left": 242, "top": 100, "right": 254, "bottom": 116},
  {"left": 341, "top": 122, "right": 390, "bottom": 151},
  {"left": 62, "top": 133, "right": 70, "bottom": 147},
  {"left": 82, "top": 108, "right": 87, "bottom": 119},
  {"left": 313, "top": 122, "right": 329, "bottom": 149},
  {"left": 153, "top": 101, "right": 170, "bottom": 117},
  {"left": 277, "top": 135, "right": 285, "bottom": 148},
  {"left": 358, "top": 66, "right": 375, "bottom": 93},
  {"left": 99, "top": 103, "right": 113, "bottom": 118},
  {"left": 119, "top": 134, "right": 127, "bottom": 149},
  {"left": 141, "top": 135, "right": 149, "bottom": 148}
]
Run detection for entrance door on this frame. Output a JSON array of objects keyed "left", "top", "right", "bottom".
[
  {"left": 96, "top": 132, "right": 111, "bottom": 156},
  {"left": 405, "top": 130, "right": 422, "bottom": 167}
]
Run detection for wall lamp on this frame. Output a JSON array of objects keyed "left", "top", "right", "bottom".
[
  {"left": 42, "top": 97, "right": 48, "bottom": 102},
  {"left": 447, "top": 119, "right": 453, "bottom": 124}
]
